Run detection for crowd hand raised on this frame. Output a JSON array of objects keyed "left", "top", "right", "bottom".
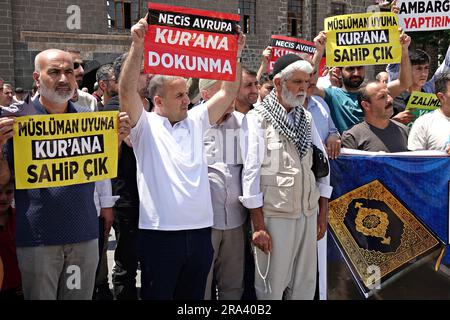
[
  {"left": 390, "top": 0, "right": 399, "bottom": 14},
  {"left": 261, "top": 46, "right": 272, "bottom": 65},
  {"left": 399, "top": 27, "right": 411, "bottom": 49},
  {"left": 237, "top": 28, "right": 246, "bottom": 56},
  {"left": 0, "top": 117, "right": 15, "bottom": 147},
  {"left": 252, "top": 229, "right": 272, "bottom": 254},
  {"left": 313, "top": 31, "right": 327, "bottom": 53},
  {"left": 131, "top": 14, "right": 148, "bottom": 47}
]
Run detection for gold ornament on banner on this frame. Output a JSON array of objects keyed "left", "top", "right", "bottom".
[{"left": 354, "top": 202, "right": 391, "bottom": 245}]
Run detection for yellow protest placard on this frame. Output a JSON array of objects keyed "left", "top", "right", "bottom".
[
  {"left": 406, "top": 91, "right": 441, "bottom": 110},
  {"left": 13, "top": 111, "right": 119, "bottom": 189},
  {"left": 325, "top": 12, "right": 401, "bottom": 67}
]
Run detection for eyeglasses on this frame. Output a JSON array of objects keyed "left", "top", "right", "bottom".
[{"left": 73, "top": 62, "right": 85, "bottom": 69}]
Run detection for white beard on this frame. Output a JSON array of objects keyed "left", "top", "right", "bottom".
[
  {"left": 281, "top": 82, "right": 306, "bottom": 107},
  {"left": 39, "top": 80, "right": 74, "bottom": 104}
]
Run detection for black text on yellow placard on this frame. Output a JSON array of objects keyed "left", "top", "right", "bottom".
[
  {"left": 325, "top": 13, "right": 401, "bottom": 67},
  {"left": 13, "top": 111, "right": 119, "bottom": 189},
  {"left": 406, "top": 91, "right": 441, "bottom": 111}
]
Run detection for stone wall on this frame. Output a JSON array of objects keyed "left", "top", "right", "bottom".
[
  {"left": 0, "top": 0, "right": 15, "bottom": 85},
  {"left": 10, "top": 0, "right": 127, "bottom": 89},
  {"left": 3, "top": 0, "right": 442, "bottom": 89}
]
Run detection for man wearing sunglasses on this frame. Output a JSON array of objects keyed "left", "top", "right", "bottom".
[{"left": 65, "top": 48, "right": 98, "bottom": 112}]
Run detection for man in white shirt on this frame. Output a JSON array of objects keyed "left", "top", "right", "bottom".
[
  {"left": 119, "top": 17, "right": 245, "bottom": 300},
  {"left": 240, "top": 54, "right": 332, "bottom": 300},
  {"left": 200, "top": 79, "right": 247, "bottom": 300},
  {"left": 408, "top": 73, "right": 450, "bottom": 154}
]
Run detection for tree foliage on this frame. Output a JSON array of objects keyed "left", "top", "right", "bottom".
[{"left": 410, "top": 30, "right": 450, "bottom": 64}]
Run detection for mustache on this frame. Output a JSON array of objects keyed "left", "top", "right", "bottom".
[{"left": 56, "top": 85, "right": 71, "bottom": 89}]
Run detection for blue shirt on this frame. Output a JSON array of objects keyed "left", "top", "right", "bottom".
[
  {"left": 324, "top": 87, "right": 363, "bottom": 134},
  {"left": 307, "top": 95, "right": 339, "bottom": 143},
  {"left": 8, "top": 97, "right": 98, "bottom": 246}
]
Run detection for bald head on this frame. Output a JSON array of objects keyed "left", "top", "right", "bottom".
[
  {"left": 33, "top": 49, "right": 76, "bottom": 105},
  {"left": 358, "top": 81, "right": 393, "bottom": 121},
  {"left": 35, "top": 49, "right": 74, "bottom": 73},
  {"left": 358, "top": 81, "right": 383, "bottom": 105}
]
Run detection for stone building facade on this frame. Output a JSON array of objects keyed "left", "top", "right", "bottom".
[{"left": 0, "top": 0, "right": 408, "bottom": 91}]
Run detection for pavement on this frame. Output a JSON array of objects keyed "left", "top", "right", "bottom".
[
  {"left": 327, "top": 236, "right": 450, "bottom": 300},
  {"left": 105, "top": 232, "right": 141, "bottom": 291}
]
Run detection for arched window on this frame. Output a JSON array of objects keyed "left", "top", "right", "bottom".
[
  {"left": 288, "top": 0, "right": 303, "bottom": 37},
  {"left": 239, "top": 0, "right": 256, "bottom": 34},
  {"left": 107, "top": 0, "right": 142, "bottom": 30},
  {"left": 331, "top": 2, "right": 346, "bottom": 15}
]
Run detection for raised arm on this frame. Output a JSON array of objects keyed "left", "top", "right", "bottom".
[
  {"left": 312, "top": 31, "right": 327, "bottom": 99},
  {"left": 119, "top": 16, "right": 147, "bottom": 127},
  {"left": 256, "top": 46, "right": 272, "bottom": 82},
  {"left": 387, "top": 28, "right": 412, "bottom": 98},
  {"left": 206, "top": 32, "right": 246, "bottom": 125},
  {"left": 385, "top": 1, "right": 406, "bottom": 83}
]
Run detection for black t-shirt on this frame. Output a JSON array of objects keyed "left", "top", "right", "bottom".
[
  {"left": 342, "top": 120, "right": 410, "bottom": 153},
  {"left": 103, "top": 95, "right": 139, "bottom": 207}
]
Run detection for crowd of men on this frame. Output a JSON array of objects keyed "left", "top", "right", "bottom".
[{"left": 0, "top": 7, "right": 449, "bottom": 301}]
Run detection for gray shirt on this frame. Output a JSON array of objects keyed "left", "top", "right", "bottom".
[
  {"left": 342, "top": 120, "right": 409, "bottom": 152},
  {"left": 204, "top": 112, "right": 247, "bottom": 230}
]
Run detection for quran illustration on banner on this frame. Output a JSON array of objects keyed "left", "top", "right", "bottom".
[{"left": 329, "top": 152, "right": 448, "bottom": 298}]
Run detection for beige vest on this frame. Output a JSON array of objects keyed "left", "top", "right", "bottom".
[{"left": 252, "top": 110, "right": 320, "bottom": 219}]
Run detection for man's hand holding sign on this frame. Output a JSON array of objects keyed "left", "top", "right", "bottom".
[{"left": 325, "top": 12, "right": 403, "bottom": 67}]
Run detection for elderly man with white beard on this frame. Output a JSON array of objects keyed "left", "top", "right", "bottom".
[{"left": 240, "top": 54, "right": 332, "bottom": 300}]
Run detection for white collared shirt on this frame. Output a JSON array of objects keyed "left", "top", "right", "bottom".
[
  {"left": 240, "top": 107, "right": 333, "bottom": 209},
  {"left": 130, "top": 104, "right": 214, "bottom": 230},
  {"left": 205, "top": 111, "right": 247, "bottom": 230}
]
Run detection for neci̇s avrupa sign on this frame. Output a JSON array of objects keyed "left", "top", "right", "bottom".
[
  {"left": 268, "top": 35, "right": 326, "bottom": 75},
  {"left": 144, "top": 3, "right": 240, "bottom": 81}
]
